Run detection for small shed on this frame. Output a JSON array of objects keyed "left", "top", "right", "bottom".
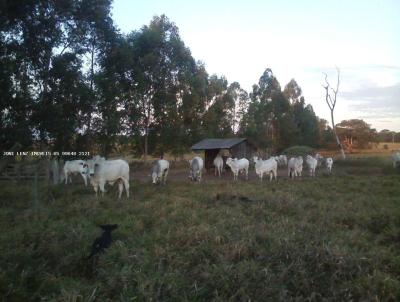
[{"left": 191, "top": 138, "right": 257, "bottom": 170}]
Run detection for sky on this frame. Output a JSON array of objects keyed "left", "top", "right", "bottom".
[{"left": 111, "top": 0, "right": 400, "bottom": 131}]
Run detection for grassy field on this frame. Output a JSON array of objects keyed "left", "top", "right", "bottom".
[{"left": 1, "top": 156, "right": 400, "bottom": 301}]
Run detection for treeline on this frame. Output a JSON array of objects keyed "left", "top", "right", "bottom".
[{"left": 1, "top": 1, "right": 336, "bottom": 157}]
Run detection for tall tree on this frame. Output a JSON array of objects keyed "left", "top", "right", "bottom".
[
  {"left": 322, "top": 67, "right": 346, "bottom": 159},
  {"left": 123, "top": 15, "right": 207, "bottom": 158},
  {"left": 227, "top": 82, "right": 249, "bottom": 133},
  {"left": 240, "top": 68, "right": 281, "bottom": 150},
  {"left": 0, "top": 0, "right": 116, "bottom": 151},
  {"left": 283, "top": 79, "right": 302, "bottom": 103}
]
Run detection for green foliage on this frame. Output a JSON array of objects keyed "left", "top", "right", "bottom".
[
  {"left": 1, "top": 158, "right": 400, "bottom": 300},
  {"left": 2, "top": 6, "right": 374, "bottom": 155},
  {"left": 282, "top": 145, "right": 315, "bottom": 156},
  {"left": 0, "top": 0, "right": 116, "bottom": 150},
  {"left": 240, "top": 70, "right": 320, "bottom": 151},
  {"left": 377, "top": 129, "right": 399, "bottom": 143},
  {"left": 337, "top": 119, "right": 378, "bottom": 149}
]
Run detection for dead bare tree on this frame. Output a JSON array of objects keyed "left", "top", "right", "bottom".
[{"left": 322, "top": 67, "right": 346, "bottom": 159}]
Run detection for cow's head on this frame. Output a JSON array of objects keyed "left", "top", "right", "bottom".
[{"left": 152, "top": 171, "right": 158, "bottom": 184}]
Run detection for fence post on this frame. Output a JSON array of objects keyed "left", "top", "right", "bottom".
[
  {"left": 59, "top": 160, "right": 65, "bottom": 184},
  {"left": 32, "top": 164, "right": 39, "bottom": 212},
  {"left": 50, "top": 159, "right": 60, "bottom": 185},
  {"left": 0, "top": 142, "right": 21, "bottom": 174}
]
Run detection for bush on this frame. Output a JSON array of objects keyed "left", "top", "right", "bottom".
[
  {"left": 383, "top": 144, "right": 389, "bottom": 150},
  {"left": 282, "top": 145, "right": 314, "bottom": 157}
]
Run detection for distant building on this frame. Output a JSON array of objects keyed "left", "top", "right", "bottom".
[{"left": 191, "top": 138, "right": 257, "bottom": 170}]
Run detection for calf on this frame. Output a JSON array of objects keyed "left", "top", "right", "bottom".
[
  {"left": 306, "top": 155, "right": 318, "bottom": 177},
  {"left": 189, "top": 156, "right": 204, "bottom": 182},
  {"left": 326, "top": 157, "right": 333, "bottom": 173},
  {"left": 87, "top": 224, "right": 118, "bottom": 259},
  {"left": 254, "top": 157, "right": 277, "bottom": 181},
  {"left": 288, "top": 156, "right": 303, "bottom": 179},
  {"left": 213, "top": 155, "right": 224, "bottom": 177},
  {"left": 226, "top": 157, "right": 249, "bottom": 181},
  {"left": 152, "top": 159, "right": 170, "bottom": 185},
  {"left": 63, "top": 160, "right": 88, "bottom": 186}
]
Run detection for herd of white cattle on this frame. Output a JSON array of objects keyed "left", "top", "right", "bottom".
[{"left": 60, "top": 152, "right": 352, "bottom": 199}]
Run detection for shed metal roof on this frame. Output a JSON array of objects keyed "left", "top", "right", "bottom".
[{"left": 191, "top": 138, "right": 247, "bottom": 150}]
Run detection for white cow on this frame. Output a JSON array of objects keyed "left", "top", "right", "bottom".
[
  {"left": 88, "top": 159, "right": 130, "bottom": 198},
  {"left": 315, "top": 153, "right": 324, "bottom": 167},
  {"left": 392, "top": 152, "right": 400, "bottom": 168},
  {"left": 226, "top": 157, "right": 249, "bottom": 181},
  {"left": 306, "top": 155, "right": 318, "bottom": 177},
  {"left": 288, "top": 156, "right": 303, "bottom": 179},
  {"left": 326, "top": 157, "right": 333, "bottom": 173},
  {"left": 275, "top": 155, "right": 288, "bottom": 166},
  {"left": 189, "top": 156, "right": 204, "bottom": 182},
  {"left": 213, "top": 155, "right": 224, "bottom": 177},
  {"left": 92, "top": 155, "right": 105, "bottom": 162},
  {"left": 151, "top": 159, "right": 170, "bottom": 185},
  {"left": 63, "top": 160, "right": 88, "bottom": 186},
  {"left": 85, "top": 155, "right": 106, "bottom": 177},
  {"left": 254, "top": 156, "right": 277, "bottom": 181}
]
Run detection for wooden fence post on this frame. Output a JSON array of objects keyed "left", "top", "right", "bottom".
[
  {"left": 49, "top": 159, "right": 59, "bottom": 185},
  {"left": 0, "top": 142, "right": 21, "bottom": 174},
  {"left": 32, "top": 164, "right": 39, "bottom": 211}
]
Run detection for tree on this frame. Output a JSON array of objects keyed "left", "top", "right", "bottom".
[
  {"left": 316, "top": 118, "right": 335, "bottom": 148},
  {"left": 377, "top": 129, "right": 396, "bottom": 143},
  {"left": 202, "top": 75, "right": 235, "bottom": 138},
  {"left": 322, "top": 67, "right": 346, "bottom": 159},
  {"left": 240, "top": 69, "right": 281, "bottom": 150},
  {"left": 227, "top": 82, "right": 249, "bottom": 133},
  {"left": 336, "top": 119, "right": 377, "bottom": 149},
  {"left": 121, "top": 15, "right": 209, "bottom": 158},
  {"left": 283, "top": 79, "right": 302, "bottom": 103},
  {"left": 1, "top": 0, "right": 116, "bottom": 152}
]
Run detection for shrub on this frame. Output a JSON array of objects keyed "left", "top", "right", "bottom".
[{"left": 282, "top": 145, "right": 314, "bottom": 157}]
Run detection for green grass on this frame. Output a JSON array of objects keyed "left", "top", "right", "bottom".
[{"left": 1, "top": 157, "right": 400, "bottom": 301}]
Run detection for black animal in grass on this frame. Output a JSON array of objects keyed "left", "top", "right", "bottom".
[{"left": 87, "top": 224, "right": 118, "bottom": 259}]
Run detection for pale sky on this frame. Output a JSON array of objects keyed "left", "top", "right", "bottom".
[{"left": 112, "top": 0, "right": 400, "bottom": 131}]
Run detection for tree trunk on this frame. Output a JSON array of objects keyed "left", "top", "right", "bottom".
[
  {"left": 144, "top": 129, "right": 148, "bottom": 161},
  {"left": 331, "top": 110, "right": 346, "bottom": 159},
  {"left": 50, "top": 159, "right": 60, "bottom": 185}
]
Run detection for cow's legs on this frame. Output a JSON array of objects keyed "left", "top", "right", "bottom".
[
  {"left": 99, "top": 181, "right": 106, "bottom": 197},
  {"left": 122, "top": 178, "right": 129, "bottom": 198},
  {"left": 81, "top": 173, "right": 87, "bottom": 186},
  {"left": 163, "top": 169, "right": 169, "bottom": 185},
  {"left": 117, "top": 181, "right": 123, "bottom": 199}
]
